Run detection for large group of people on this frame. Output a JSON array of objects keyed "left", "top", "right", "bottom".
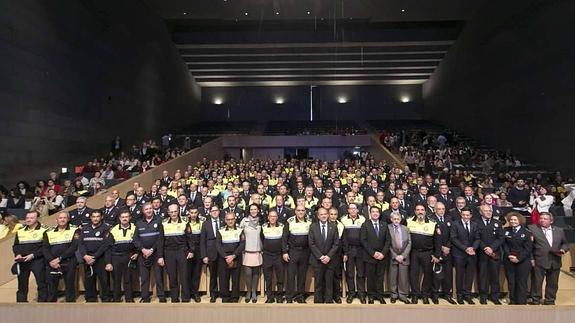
[{"left": 9, "top": 157, "right": 571, "bottom": 305}]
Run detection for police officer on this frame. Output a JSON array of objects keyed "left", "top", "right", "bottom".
[
  {"left": 328, "top": 207, "right": 344, "bottom": 303},
  {"left": 124, "top": 194, "right": 142, "bottom": 222},
  {"left": 78, "top": 209, "right": 112, "bottom": 302},
  {"left": 107, "top": 209, "right": 137, "bottom": 302},
  {"left": 430, "top": 202, "right": 456, "bottom": 304},
  {"left": 134, "top": 202, "right": 166, "bottom": 303},
  {"left": 341, "top": 203, "right": 367, "bottom": 304},
  {"left": 187, "top": 207, "right": 205, "bottom": 302},
  {"left": 261, "top": 210, "right": 285, "bottom": 303},
  {"left": 42, "top": 211, "right": 79, "bottom": 302},
  {"left": 163, "top": 204, "right": 193, "bottom": 303},
  {"left": 282, "top": 205, "right": 311, "bottom": 303},
  {"left": 69, "top": 197, "right": 92, "bottom": 227},
  {"left": 503, "top": 212, "right": 532, "bottom": 305},
  {"left": 217, "top": 211, "right": 245, "bottom": 303},
  {"left": 476, "top": 204, "right": 505, "bottom": 305},
  {"left": 407, "top": 204, "right": 439, "bottom": 304},
  {"left": 13, "top": 211, "right": 48, "bottom": 302}
]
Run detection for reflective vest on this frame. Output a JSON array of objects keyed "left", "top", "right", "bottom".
[
  {"left": 288, "top": 220, "right": 311, "bottom": 236},
  {"left": 188, "top": 217, "right": 205, "bottom": 235},
  {"left": 109, "top": 224, "right": 136, "bottom": 244},
  {"left": 340, "top": 215, "right": 366, "bottom": 229},
  {"left": 407, "top": 219, "right": 436, "bottom": 237},
  {"left": 46, "top": 226, "right": 77, "bottom": 245},
  {"left": 262, "top": 223, "right": 284, "bottom": 240},
  {"left": 16, "top": 225, "right": 47, "bottom": 244},
  {"left": 219, "top": 227, "right": 243, "bottom": 244},
  {"left": 163, "top": 220, "right": 188, "bottom": 237}
]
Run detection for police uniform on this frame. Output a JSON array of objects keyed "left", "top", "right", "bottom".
[
  {"left": 476, "top": 217, "right": 505, "bottom": 303},
  {"left": 102, "top": 206, "right": 120, "bottom": 226},
  {"left": 216, "top": 225, "right": 245, "bottom": 302},
  {"left": 78, "top": 222, "right": 112, "bottom": 302},
  {"left": 187, "top": 216, "right": 206, "bottom": 301},
  {"left": 407, "top": 217, "right": 438, "bottom": 302},
  {"left": 341, "top": 214, "right": 367, "bottom": 302},
  {"left": 430, "top": 214, "right": 454, "bottom": 302},
  {"left": 261, "top": 222, "right": 286, "bottom": 302},
  {"left": 13, "top": 222, "right": 48, "bottom": 302},
  {"left": 134, "top": 215, "right": 165, "bottom": 302},
  {"left": 108, "top": 223, "right": 137, "bottom": 302},
  {"left": 42, "top": 224, "right": 79, "bottom": 302},
  {"left": 502, "top": 226, "right": 532, "bottom": 304},
  {"left": 69, "top": 207, "right": 93, "bottom": 227},
  {"left": 282, "top": 216, "right": 311, "bottom": 302},
  {"left": 163, "top": 218, "right": 193, "bottom": 302}
]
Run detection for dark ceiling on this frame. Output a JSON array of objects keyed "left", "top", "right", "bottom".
[{"left": 144, "top": 0, "right": 486, "bottom": 87}]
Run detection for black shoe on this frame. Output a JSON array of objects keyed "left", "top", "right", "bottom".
[
  {"left": 378, "top": 297, "right": 386, "bottom": 304},
  {"left": 171, "top": 298, "right": 180, "bottom": 303},
  {"left": 368, "top": 297, "right": 375, "bottom": 304},
  {"left": 325, "top": 300, "right": 334, "bottom": 304},
  {"left": 159, "top": 297, "right": 167, "bottom": 303},
  {"left": 411, "top": 296, "right": 418, "bottom": 304},
  {"left": 194, "top": 295, "right": 201, "bottom": 303},
  {"left": 125, "top": 299, "right": 134, "bottom": 303},
  {"left": 492, "top": 299, "right": 502, "bottom": 305},
  {"left": 445, "top": 297, "right": 457, "bottom": 305},
  {"left": 400, "top": 298, "right": 411, "bottom": 304},
  {"left": 251, "top": 298, "right": 257, "bottom": 303},
  {"left": 431, "top": 297, "right": 439, "bottom": 304},
  {"left": 422, "top": 297, "right": 429, "bottom": 304},
  {"left": 346, "top": 295, "right": 354, "bottom": 304},
  {"left": 543, "top": 301, "right": 556, "bottom": 305},
  {"left": 245, "top": 296, "right": 251, "bottom": 303},
  {"left": 265, "top": 297, "right": 275, "bottom": 303},
  {"left": 528, "top": 301, "right": 540, "bottom": 305},
  {"left": 457, "top": 298, "right": 464, "bottom": 305},
  {"left": 210, "top": 296, "right": 217, "bottom": 303},
  {"left": 334, "top": 297, "right": 342, "bottom": 304},
  {"left": 276, "top": 296, "right": 284, "bottom": 303},
  {"left": 390, "top": 298, "right": 397, "bottom": 304},
  {"left": 182, "top": 299, "right": 190, "bottom": 303},
  {"left": 464, "top": 297, "right": 475, "bottom": 305},
  {"left": 139, "top": 299, "right": 150, "bottom": 303},
  {"left": 296, "top": 298, "right": 306, "bottom": 304},
  {"left": 480, "top": 298, "right": 487, "bottom": 305},
  {"left": 359, "top": 296, "right": 366, "bottom": 304},
  {"left": 286, "top": 298, "right": 293, "bottom": 303}
]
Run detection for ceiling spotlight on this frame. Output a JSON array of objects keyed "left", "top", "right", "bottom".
[
  {"left": 307, "top": 11, "right": 311, "bottom": 15},
  {"left": 338, "top": 96, "right": 348, "bottom": 104},
  {"left": 276, "top": 11, "right": 280, "bottom": 15},
  {"left": 275, "top": 97, "right": 285, "bottom": 105},
  {"left": 401, "top": 9, "right": 406, "bottom": 13},
  {"left": 244, "top": 12, "right": 248, "bottom": 16},
  {"left": 400, "top": 96, "right": 410, "bottom": 103},
  {"left": 214, "top": 98, "right": 223, "bottom": 105},
  {"left": 183, "top": 12, "right": 187, "bottom": 15}
]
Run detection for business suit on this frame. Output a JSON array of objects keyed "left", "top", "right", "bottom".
[
  {"left": 200, "top": 217, "right": 224, "bottom": 298},
  {"left": 450, "top": 220, "right": 480, "bottom": 301},
  {"left": 308, "top": 221, "right": 340, "bottom": 303},
  {"left": 502, "top": 226, "right": 532, "bottom": 304},
  {"left": 188, "top": 191, "right": 202, "bottom": 208},
  {"left": 435, "top": 193, "right": 455, "bottom": 210},
  {"left": 412, "top": 194, "right": 428, "bottom": 207},
  {"left": 528, "top": 224, "right": 570, "bottom": 304},
  {"left": 388, "top": 224, "right": 411, "bottom": 301},
  {"left": 476, "top": 217, "right": 505, "bottom": 302},
  {"left": 360, "top": 219, "right": 390, "bottom": 301}
]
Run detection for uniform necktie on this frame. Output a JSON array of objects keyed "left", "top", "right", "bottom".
[
  {"left": 465, "top": 222, "right": 470, "bottom": 235},
  {"left": 485, "top": 219, "right": 489, "bottom": 226},
  {"left": 513, "top": 227, "right": 518, "bottom": 234},
  {"left": 400, "top": 200, "right": 404, "bottom": 208},
  {"left": 321, "top": 224, "right": 327, "bottom": 241},
  {"left": 374, "top": 222, "right": 379, "bottom": 237},
  {"left": 438, "top": 216, "right": 444, "bottom": 223}
]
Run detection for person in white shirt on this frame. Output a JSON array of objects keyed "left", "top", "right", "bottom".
[{"left": 530, "top": 187, "right": 554, "bottom": 213}]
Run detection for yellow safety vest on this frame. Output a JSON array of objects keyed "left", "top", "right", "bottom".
[
  {"left": 46, "top": 226, "right": 78, "bottom": 245},
  {"left": 288, "top": 220, "right": 310, "bottom": 236},
  {"left": 375, "top": 201, "right": 390, "bottom": 211},
  {"left": 304, "top": 197, "right": 318, "bottom": 209},
  {"left": 163, "top": 220, "right": 188, "bottom": 237},
  {"left": 340, "top": 215, "right": 366, "bottom": 229},
  {"left": 188, "top": 217, "right": 205, "bottom": 235},
  {"left": 16, "top": 225, "right": 48, "bottom": 244},
  {"left": 109, "top": 224, "right": 136, "bottom": 244},
  {"left": 262, "top": 223, "right": 284, "bottom": 240},
  {"left": 219, "top": 227, "right": 243, "bottom": 244},
  {"left": 407, "top": 219, "right": 436, "bottom": 237}
]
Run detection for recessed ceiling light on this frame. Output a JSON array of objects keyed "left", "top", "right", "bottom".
[
  {"left": 183, "top": 12, "right": 187, "bottom": 15},
  {"left": 400, "top": 96, "right": 410, "bottom": 103},
  {"left": 214, "top": 98, "right": 223, "bottom": 105},
  {"left": 401, "top": 9, "right": 406, "bottom": 13},
  {"left": 244, "top": 12, "right": 248, "bottom": 16},
  {"left": 276, "top": 12, "right": 280, "bottom": 15},
  {"left": 275, "top": 97, "right": 285, "bottom": 105},
  {"left": 307, "top": 11, "right": 311, "bottom": 15},
  {"left": 338, "top": 96, "right": 348, "bottom": 104}
]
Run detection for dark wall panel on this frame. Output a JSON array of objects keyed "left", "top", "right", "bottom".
[
  {"left": 0, "top": 0, "right": 200, "bottom": 184},
  {"left": 423, "top": 0, "right": 575, "bottom": 176}
]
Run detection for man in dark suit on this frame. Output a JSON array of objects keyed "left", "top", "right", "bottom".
[
  {"left": 308, "top": 207, "right": 340, "bottom": 303},
  {"left": 449, "top": 197, "right": 467, "bottom": 222},
  {"left": 101, "top": 195, "right": 120, "bottom": 225},
  {"left": 158, "top": 186, "right": 175, "bottom": 208},
  {"left": 382, "top": 197, "right": 408, "bottom": 225},
  {"left": 360, "top": 206, "right": 390, "bottom": 304},
  {"left": 430, "top": 202, "right": 456, "bottom": 304},
  {"left": 475, "top": 204, "right": 505, "bottom": 305},
  {"left": 528, "top": 212, "right": 570, "bottom": 305},
  {"left": 463, "top": 186, "right": 481, "bottom": 209},
  {"left": 435, "top": 184, "right": 455, "bottom": 210},
  {"left": 200, "top": 205, "right": 224, "bottom": 303},
  {"left": 111, "top": 190, "right": 125, "bottom": 208},
  {"left": 159, "top": 170, "right": 172, "bottom": 188},
  {"left": 412, "top": 186, "right": 429, "bottom": 207},
  {"left": 271, "top": 195, "right": 293, "bottom": 224},
  {"left": 69, "top": 196, "right": 92, "bottom": 227},
  {"left": 450, "top": 207, "right": 480, "bottom": 304},
  {"left": 222, "top": 196, "right": 244, "bottom": 224},
  {"left": 188, "top": 184, "right": 203, "bottom": 208},
  {"left": 395, "top": 189, "right": 413, "bottom": 214},
  {"left": 124, "top": 194, "right": 142, "bottom": 222}
]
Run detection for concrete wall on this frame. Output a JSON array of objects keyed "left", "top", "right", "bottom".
[
  {"left": 422, "top": 0, "right": 575, "bottom": 176},
  {"left": 0, "top": 0, "right": 200, "bottom": 185}
]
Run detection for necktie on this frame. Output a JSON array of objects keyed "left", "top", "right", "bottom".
[
  {"left": 485, "top": 219, "right": 489, "bottom": 226},
  {"left": 439, "top": 216, "right": 443, "bottom": 223},
  {"left": 400, "top": 200, "right": 404, "bottom": 208},
  {"left": 544, "top": 228, "right": 552, "bottom": 246},
  {"left": 374, "top": 222, "right": 379, "bottom": 237},
  {"left": 394, "top": 225, "right": 401, "bottom": 248},
  {"left": 106, "top": 208, "right": 110, "bottom": 215},
  {"left": 321, "top": 224, "right": 327, "bottom": 241},
  {"left": 278, "top": 207, "right": 282, "bottom": 214},
  {"left": 465, "top": 222, "right": 470, "bottom": 236},
  {"left": 513, "top": 227, "right": 518, "bottom": 234}
]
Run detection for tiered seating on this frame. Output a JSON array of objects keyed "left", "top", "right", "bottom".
[
  {"left": 264, "top": 120, "right": 366, "bottom": 135},
  {"left": 178, "top": 122, "right": 258, "bottom": 136}
]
